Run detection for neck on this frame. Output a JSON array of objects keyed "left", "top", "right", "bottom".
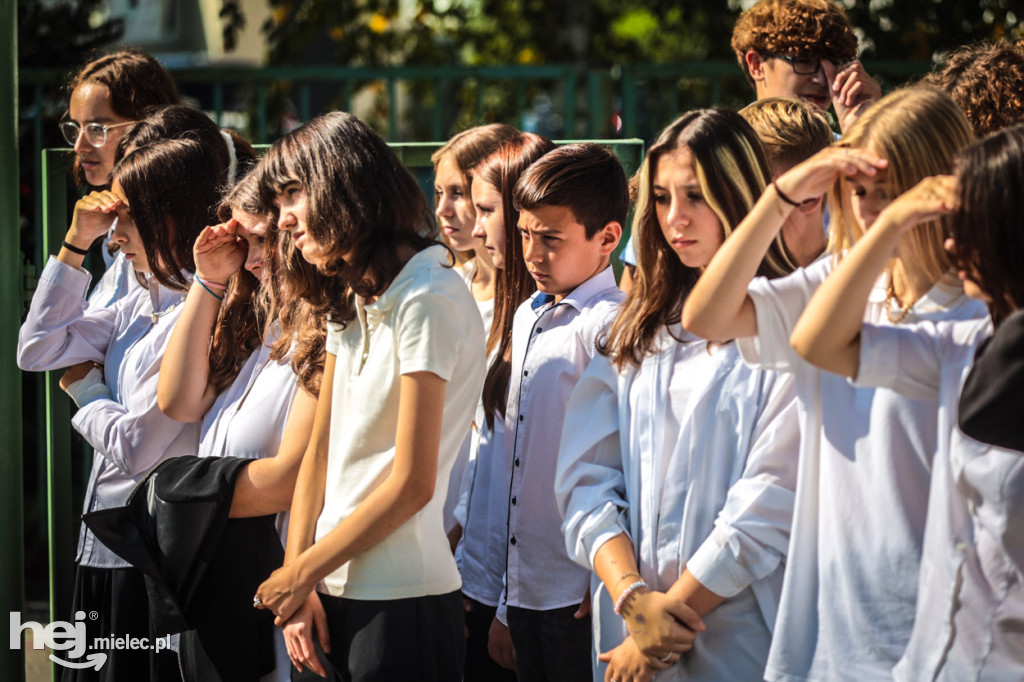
[{"left": 889, "top": 260, "right": 939, "bottom": 306}]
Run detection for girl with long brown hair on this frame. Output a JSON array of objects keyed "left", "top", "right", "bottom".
[{"left": 556, "top": 109, "right": 800, "bottom": 682}]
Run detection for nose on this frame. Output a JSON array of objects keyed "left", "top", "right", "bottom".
[
  {"left": 666, "top": 198, "right": 689, "bottom": 229},
  {"left": 110, "top": 221, "right": 129, "bottom": 245},
  {"left": 471, "top": 215, "right": 486, "bottom": 239},
  {"left": 277, "top": 207, "right": 295, "bottom": 232},
  {"left": 436, "top": 191, "right": 454, "bottom": 218},
  {"left": 73, "top": 128, "right": 90, "bottom": 155},
  {"left": 522, "top": 233, "right": 541, "bottom": 263},
  {"left": 245, "top": 245, "right": 263, "bottom": 274}
]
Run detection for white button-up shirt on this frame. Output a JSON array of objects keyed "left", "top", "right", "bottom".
[
  {"left": 557, "top": 328, "right": 799, "bottom": 681},
  {"left": 857, "top": 317, "right": 1024, "bottom": 681},
  {"left": 738, "top": 258, "right": 987, "bottom": 681},
  {"left": 18, "top": 257, "right": 200, "bottom": 568},
  {"left": 503, "top": 266, "right": 624, "bottom": 611}
]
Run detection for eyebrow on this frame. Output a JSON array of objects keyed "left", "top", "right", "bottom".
[
  {"left": 518, "top": 224, "right": 563, "bottom": 235},
  {"left": 652, "top": 183, "right": 701, "bottom": 191}
]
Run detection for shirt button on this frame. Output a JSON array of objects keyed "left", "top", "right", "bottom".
[
  {"left": 514, "top": 458, "right": 520, "bottom": 467},
  {"left": 512, "top": 496, "right": 517, "bottom": 505},
  {"left": 510, "top": 536, "right": 517, "bottom": 546},
  {"left": 519, "top": 415, "right": 524, "bottom": 422},
  {"left": 523, "top": 370, "right": 528, "bottom": 376},
  {"left": 536, "top": 327, "right": 543, "bottom": 333}
]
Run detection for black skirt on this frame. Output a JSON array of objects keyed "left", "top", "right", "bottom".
[
  {"left": 293, "top": 590, "right": 465, "bottom": 682},
  {"left": 61, "top": 564, "right": 180, "bottom": 682}
]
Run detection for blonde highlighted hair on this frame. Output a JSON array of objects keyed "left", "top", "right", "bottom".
[
  {"left": 740, "top": 97, "right": 834, "bottom": 174},
  {"left": 603, "top": 109, "right": 795, "bottom": 369},
  {"left": 828, "top": 86, "right": 975, "bottom": 283}
]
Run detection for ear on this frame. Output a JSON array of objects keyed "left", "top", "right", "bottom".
[
  {"left": 745, "top": 50, "right": 766, "bottom": 83},
  {"left": 597, "top": 220, "right": 623, "bottom": 256}
]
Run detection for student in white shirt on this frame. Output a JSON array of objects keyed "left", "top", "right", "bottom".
[
  {"left": 58, "top": 49, "right": 180, "bottom": 309},
  {"left": 252, "top": 112, "right": 486, "bottom": 682},
  {"left": 453, "top": 132, "right": 555, "bottom": 680},
  {"left": 18, "top": 130, "right": 236, "bottom": 681},
  {"left": 432, "top": 124, "right": 519, "bottom": 538},
  {"left": 682, "top": 87, "right": 986, "bottom": 682},
  {"left": 790, "top": 122, "right": 1024, "bottom": 681},
  {"left": 157, "top": 169, "right": 325, "bottom": 682},
  {"left": 557, "top": 109, "right": 800, "bottom": 682},
  {"left": 500, "top": 143, "right": 625, "bottom": 682}
]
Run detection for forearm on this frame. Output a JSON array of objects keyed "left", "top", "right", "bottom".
[
  {"left": 158, "top": 283, "right": 223, "bottom": 421},
  {"left": 790, "top": 215, "right": 902, "bottom": 377},
  {"left": 683, "top": 185, "right": 794, "bottom": 340},
  {"left": 289, "top": 371, "right": 446, "bottom": 588},
  {"left": 666, "top": 570, "right": 725, "bottom": 618},
  {"left": 593, "top": 532, "right": 642, "bottom": 602}
]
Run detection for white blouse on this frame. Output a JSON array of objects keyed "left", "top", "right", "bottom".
[
  {"left": 18, "top": 257, "right": 200, "bottom": 568},
  {"left": 557, "top": 327, "right": 799, "bottom": 681},
  {"left": 857, "top": 317, "right": 1024, "bottom": 681},
  {"left": 738, "top": 258, "right": 987, "bottom": 681}
]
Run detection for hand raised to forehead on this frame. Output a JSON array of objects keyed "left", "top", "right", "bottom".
[
  {"left": 824, "top": 59, "right": 882, "bottom": 135},
  {"left": 68, "top": 190, "right": 122, "bottom": 246},
  {"left": 193, "top": 219, "right": 247, "bottom": 284}
]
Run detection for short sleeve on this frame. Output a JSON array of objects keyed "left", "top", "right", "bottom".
[
  {"left": 325, "top": 321, "right": 342, "bottom": 356},
  {"left": 395, "top": 289, "right": 470, "bottom": 382},
  {"left": 853, "top": 322, "right": 943, "bottom": 401},
  {"left": 737, "top": 262, "right": 830, "bottom": 371}
]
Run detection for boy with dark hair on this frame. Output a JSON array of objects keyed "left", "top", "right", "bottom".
[
  {"left": 731, "top": 0, "right": 880, "bottom": 134},
  {"left": 501, "top": 143, "right": 625, "bottom": 682}
]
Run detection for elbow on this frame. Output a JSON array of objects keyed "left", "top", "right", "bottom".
[
  {"left": 788, "top": 331, "right": 817, "bottom": 366},
  {"left": 400, "top": 477, "right": 436, "bottom": 517},
  {"left": 157, "top": 389, "right": 205, "bottom": 423},
  {"left": 681, "top": 300, "right": 710, "bottom": 339}
]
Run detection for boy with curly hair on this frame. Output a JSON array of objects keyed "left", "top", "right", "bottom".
[{"left": 731, "top": 0, "right": 880, "bottom": 133}]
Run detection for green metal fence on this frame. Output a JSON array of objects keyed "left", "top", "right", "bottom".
[{"left": 29, "top": 138, "right": 642, "bottom": 682}]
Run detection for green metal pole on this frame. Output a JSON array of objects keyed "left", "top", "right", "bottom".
[
  {"left": 41, "top": 151, "right": 74, "bottom": 682},
  {"left": 0, "top": 0, "right": 26, "bottom": 679}
]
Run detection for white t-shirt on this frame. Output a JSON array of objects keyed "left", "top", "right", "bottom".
[
  {"left": 316, "top": 245, "right": 486, "bottom": 600},
  {"left": 737, "top": 258, "right": 987, "bottom": 681}
]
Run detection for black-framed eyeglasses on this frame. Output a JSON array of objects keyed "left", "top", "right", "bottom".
[
  {"left": 761, "top": 52, "right": 823, "bottom": 75},
  {"left": 59, "top": 120, "right": 135, "bottom": 148}
]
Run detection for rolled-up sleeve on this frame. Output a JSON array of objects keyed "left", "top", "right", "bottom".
[
  {"left": 687, "top": 371, "right": 799, "bottom": 598},
  {"left": 18, "top": 257, "right": 113, "bottom": 371},
  {"left": 556, "top": 353, "right": 630, "bottom": 570}
]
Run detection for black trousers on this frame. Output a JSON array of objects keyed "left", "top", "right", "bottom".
[
  {"left": 462, "top": 595, "right": 518, "bottom": 682},
  {"left": 506, "top": 604, "right": 591, "bottom": 682},
  {"left": 293, "top": 590, "right": 465, "bottom": 682}
]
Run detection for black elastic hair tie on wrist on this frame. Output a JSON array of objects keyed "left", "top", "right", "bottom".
[
  {"left": 62, "top": 240, "right": 89, "bottom": 256},
  {"left": 773, "top": 180, "right": 801, "bottom": 207}
]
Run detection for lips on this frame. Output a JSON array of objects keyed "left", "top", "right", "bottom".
[
  {"left": 442, "top": 225, "right": 458, "bottom": 236},
  {"left": 670, "top": 236, "right": 696, "bottom": 250}
]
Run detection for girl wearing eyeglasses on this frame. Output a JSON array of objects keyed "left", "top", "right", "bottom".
[{"left": 59, "top": 50, "right": 179, "bottom": 311}]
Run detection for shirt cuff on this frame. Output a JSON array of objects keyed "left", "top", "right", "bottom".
[
  {"left": 41, "top": 255, "right": 93, "bottom": 295},
  {"left": 63, "top": 367, "right": 112, "bottom": 408},
  {"left": 685, "top": 527, "right": 758, "bottom": 599}
]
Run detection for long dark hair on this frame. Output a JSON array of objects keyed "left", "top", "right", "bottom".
[
  {"left": 67, "top": 49, "right": 179, "bottom": 187},
  {"left": 950, "top": 123, "right": 1024, "bottom": 326},
  {"left": 475, "top": 133, "right": 555, "bottom": 426},
  {"left": 602, "top": 109, "right": 788, "bottom": 370},
  {"left": 258, "top": 111, "right": 437, "bottom": 324},
  {"left": 112, "top": 137, "right": 227, "bottom": 292}
]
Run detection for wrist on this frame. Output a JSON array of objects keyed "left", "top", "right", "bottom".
[
  {"left": 193, "top": 272, "right": 229, "bottom": 288},
  {"left": 63, "top": 231, "right": 96, "bottom": 252}
]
